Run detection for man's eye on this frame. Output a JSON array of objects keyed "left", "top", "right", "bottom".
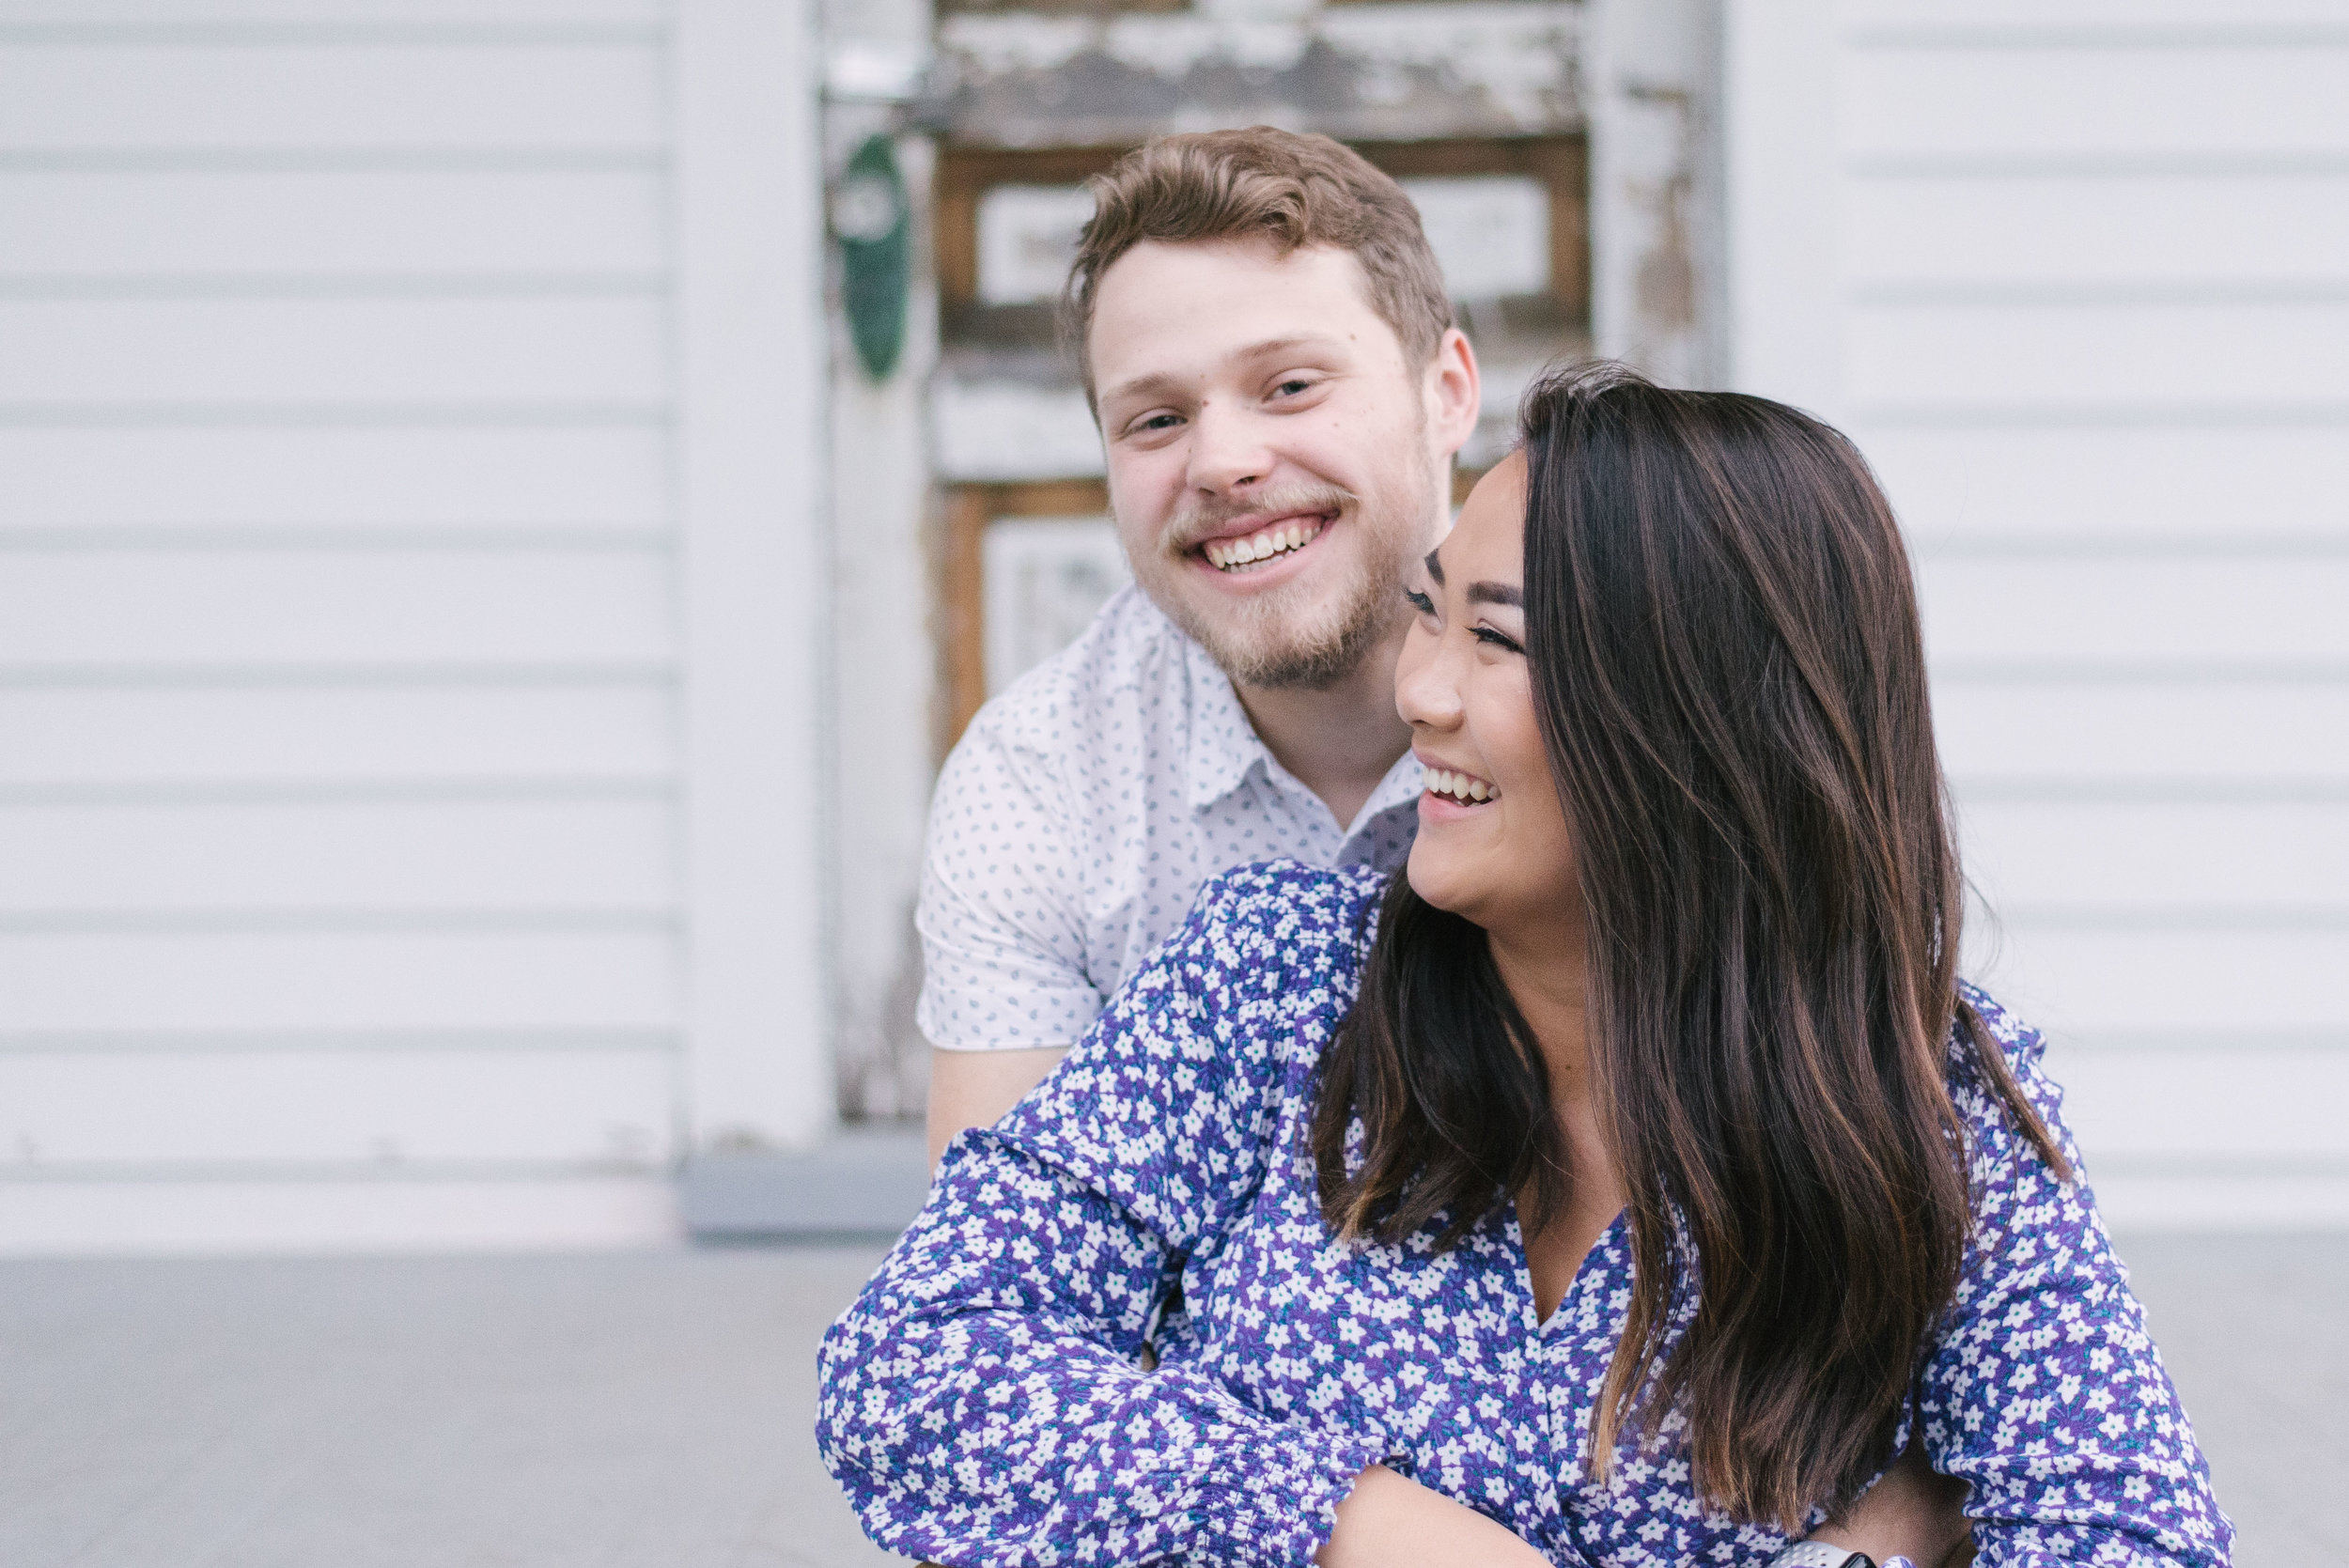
[
  {"left": 1129, "top": 412, "right": 1181, "bottom": 435},
  {"left": 1272, "top": 378, "right": 1315, "bottom": 398}
]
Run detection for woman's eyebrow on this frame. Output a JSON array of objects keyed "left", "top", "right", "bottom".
[
  {"left": 1467, "top": 582, "right": 1522, "bottom": 608},
  {"left": 1423, "top": 548, "right": 1445, "bottom": 585}
]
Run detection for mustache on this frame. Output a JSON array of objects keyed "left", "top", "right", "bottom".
[{"left": 1162, "top": 484, "right": 1355, "bottom": 552}]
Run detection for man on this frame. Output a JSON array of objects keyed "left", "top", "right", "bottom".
[
  {"left": 919, "top": 129, "right": 1471, "bottom": 1161},
  {"left": 913, "top": 127, "right": 1969, "bottom": 1568}
]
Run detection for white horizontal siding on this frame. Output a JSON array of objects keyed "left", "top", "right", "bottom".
[
  {"left": 0, "top": 3, "right": 662, "bottom": 22},
  {"left": 1850, "top": 299, "right": 2349, "bottom": 411},
  {"left": 1740, "top": 9, "right": 2349, "bottom": 1223},
  {"left": 0, "top": 168, "right": 666, "bottom": 280},
  {"left": 1846, "top": 2, "right": 2349, "bottom": 26},
  {"left": 0, "top": 297, "right": 666, "bottom": 408},
  {"left": 0, "top": 549, "right": 673, "bottom": 670},
  {"left": 1847, "top": 172, "right": 2349, "bottom": 290},
  {"left": 1846, "top": 44, "right": 2349, "bottom": 162},
  {"left": 0, "top": 43, "right": 662, "bottom": 155},
  {"left": 1984, "top": 925, "right": 2349, "bottom": 1041},
  {"left": 0, "top": 799, "right": 676, "bottom": 913},
  {"left": 0, "top": 683, "right": 673, "bottom": 786},
  {"left": 1861, "top": 426, "right": 2349, "bottom": 543},
  {"left": 0, "top": 928, "right": 677, "bottom": 1036},
  {"left": 1921, "top": 556, "right": 2349, "bottom": 671},
  {"left": 1962, "top": 800, "right": 2349, "bottom": 912},
  {"left": 1937, "top": 680, "right": 2349, "bottom": 786},
  {"left": 0, "top": 1049, "right": 676, "bottom": 1168},
  {"left": 0, "top": 5, "right": 683, "bottom": 1250},
  {"left": 0, "top": 427, "right": 667, "bottom": 536},
  {"left": 2052, "top": 1046, "right": 2349, "bottom": 1159}
]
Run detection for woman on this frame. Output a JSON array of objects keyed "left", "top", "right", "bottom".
[{"left": 817, "top": 366, "right": 2231, "bottom": 1567}]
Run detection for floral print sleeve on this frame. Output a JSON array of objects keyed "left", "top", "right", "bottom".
[
  {"left": 815, "top": 863, "right": 1392, "bottom": 1566},
  {"left": 1920, "top": 988, "right": 2232, "bottom": 1568}
]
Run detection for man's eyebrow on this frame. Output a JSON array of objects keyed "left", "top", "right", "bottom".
[
  {"left": 1237, "top": 334, "right": 1342, "bottom": 361},
  {"left": 1098, "top": 336, "right": 1345, "bottom": 409},
  {"left": 1097, "top": 369, "right": 1187, "bottom": 409}
]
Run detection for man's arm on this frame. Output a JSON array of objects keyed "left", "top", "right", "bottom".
[
  {"left": 925, "top": 1045, "right": 1068, "bottom": 1170},
  {"left": 913, "top": 711, "right": 1109, "bottom": 1170}
]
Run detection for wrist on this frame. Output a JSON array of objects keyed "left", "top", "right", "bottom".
[{"left": 1767, "top": 1545, "right": 1916, "bottom": 1568}]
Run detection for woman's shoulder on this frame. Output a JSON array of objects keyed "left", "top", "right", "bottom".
[
  {"left": 1176, "top": 858, "right": 1390, "bottom": 964},
  {"left": 1951, "top": 981, "right": 2047, "bottom": 1073},
  {"left": 1115, "top": 859, "right": 1389, "bottom": 1032},
  {"left": 1944, "top": 981, "right": 2082, "bottom": 1176}
]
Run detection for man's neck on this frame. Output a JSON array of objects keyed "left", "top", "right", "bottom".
[{"left": 1229, "top": 620, "right": 1414, "bottom": 831}]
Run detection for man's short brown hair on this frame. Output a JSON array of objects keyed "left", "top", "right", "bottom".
[{"left": 1062, "top": 127, "right": 1455, "bottom": 406}]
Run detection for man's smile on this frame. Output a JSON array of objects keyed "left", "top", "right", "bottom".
[{"left": 1201, "top": 513, "right": 1331, "bottom": 572}]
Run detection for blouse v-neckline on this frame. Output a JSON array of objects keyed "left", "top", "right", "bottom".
[{"left": 1507, "top": 1201, "right": 1631, "bottom": 1336}]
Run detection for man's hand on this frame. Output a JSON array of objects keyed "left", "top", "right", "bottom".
[
  {"left": 924, "top": 1045, "right": 1068, "bottom": 1170},
  {"left": 1316, "top": 1465, "right": 1550, "bottom": 1568},
  {"left": 1817, "top": 1444, "right": 1973, "bottom": 1568}
]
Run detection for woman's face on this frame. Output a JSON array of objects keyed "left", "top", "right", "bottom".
[{"left": 1396, "top": 452, "right": 1580, "bottom": 936}]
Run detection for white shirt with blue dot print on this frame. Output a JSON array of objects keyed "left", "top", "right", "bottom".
[{"left": 916, "top": 585, "right": 1423, "bottom": 1052}]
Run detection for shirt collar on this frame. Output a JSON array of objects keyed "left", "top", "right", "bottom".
[
  {"left": 1181, "top": 630, "right": 1272, "bottom": 811},
  {"left": 1174, "top": 622, "right": 1429, "bottom": 833}
]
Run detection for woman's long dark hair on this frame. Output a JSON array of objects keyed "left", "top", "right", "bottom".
[{"left": 1313, "top": 363, "right": 2069, "bottom": 1529}]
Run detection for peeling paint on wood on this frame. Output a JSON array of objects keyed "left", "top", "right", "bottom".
[
  {"left": 933, "top": 2, "right": 1586, "bottom": 147},
  {"left": 1587, "top": 0, "right": 1719, "bottom": 388}
]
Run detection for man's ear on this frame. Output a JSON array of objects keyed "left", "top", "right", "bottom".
[{"left": 1424, "top": 326, "right": 1481, "bottom": 458}]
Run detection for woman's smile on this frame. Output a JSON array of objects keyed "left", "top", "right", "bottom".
[{"left": 1416, "top": 756, "right": 1501, "bottom": 816}]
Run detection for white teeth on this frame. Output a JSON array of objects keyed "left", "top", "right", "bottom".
[
  {"left": 1206, "top": 519, "right": 1324, "bottom": 572},
  {"left": 1423, "top": 768, "right": 1498, "bottom": 804}
]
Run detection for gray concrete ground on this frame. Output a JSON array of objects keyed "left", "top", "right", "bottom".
[{"left": 0, "top": 1233, "right": 2334, "bottom": 1567}]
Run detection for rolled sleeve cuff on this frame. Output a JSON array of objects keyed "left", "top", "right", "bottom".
[
  {"left": 1125, "top": 1370, "right": 1391, "bottom": 1565},
  {"left": 1190, "top": 1431, "right": 1389, "bottom": 1565}
]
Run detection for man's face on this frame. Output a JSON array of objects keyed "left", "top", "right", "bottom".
[{"left": 1088, "top": 240, "right": 1477, "bottom": 690}]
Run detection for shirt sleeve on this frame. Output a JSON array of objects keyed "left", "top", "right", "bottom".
[
  {"left": 817, "top": 865, "right": 1390, "bottom": 1566},
  {"left": 1917, "top": 994, "right": 2234, "bottom": 1568},
  {"left": 914, "top": 707, "right": 1110, "bottom": 1052}
]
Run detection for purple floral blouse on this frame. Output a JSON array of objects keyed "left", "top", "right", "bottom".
[{"left": 817, "top": 862, "right": 2232, "bottom": 1567}]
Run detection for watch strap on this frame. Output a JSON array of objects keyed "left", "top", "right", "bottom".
[{"left": 1766, "top": 1545, "right": 1875, "bottom": 1568}]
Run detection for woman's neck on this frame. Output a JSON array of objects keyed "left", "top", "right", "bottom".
[
  {"left": 1486, "top": 912, "right": 1625, "bottom": 1323},
  {"left": 1484, "top": 917, "right": 1594, "bottom": 1114}
]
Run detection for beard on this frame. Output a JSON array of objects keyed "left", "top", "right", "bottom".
[{"left": 1133, "top": 440, "right": 1439, "bottom": 692}]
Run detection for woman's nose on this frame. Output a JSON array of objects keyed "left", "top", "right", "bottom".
[{"left": 1393, "top": 626, "right": 1463, "bottom": 731}]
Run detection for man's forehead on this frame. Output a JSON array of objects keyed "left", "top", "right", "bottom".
[{"left": 1088, "top": 241, "right": 1394, "bottom": 369}]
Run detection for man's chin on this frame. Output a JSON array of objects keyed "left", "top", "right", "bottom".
[
  {"left": 1175, "top": 605, "right": 1390, "bottom": 691},
  {"left": 1141, "top": 537, "right": 1404, "bottom": 689}
]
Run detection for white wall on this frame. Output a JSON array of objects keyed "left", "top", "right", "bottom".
[
  {"left": 1727, "top": 0, "right": 2349, "bottom": 1227},
  {"left": 0, "top": 0, "right": 832, "bottom": 1252}
]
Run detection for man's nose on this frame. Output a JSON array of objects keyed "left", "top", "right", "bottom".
[{"left": 1184, "top": 401, "right": 1273, "bottom": 494}]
